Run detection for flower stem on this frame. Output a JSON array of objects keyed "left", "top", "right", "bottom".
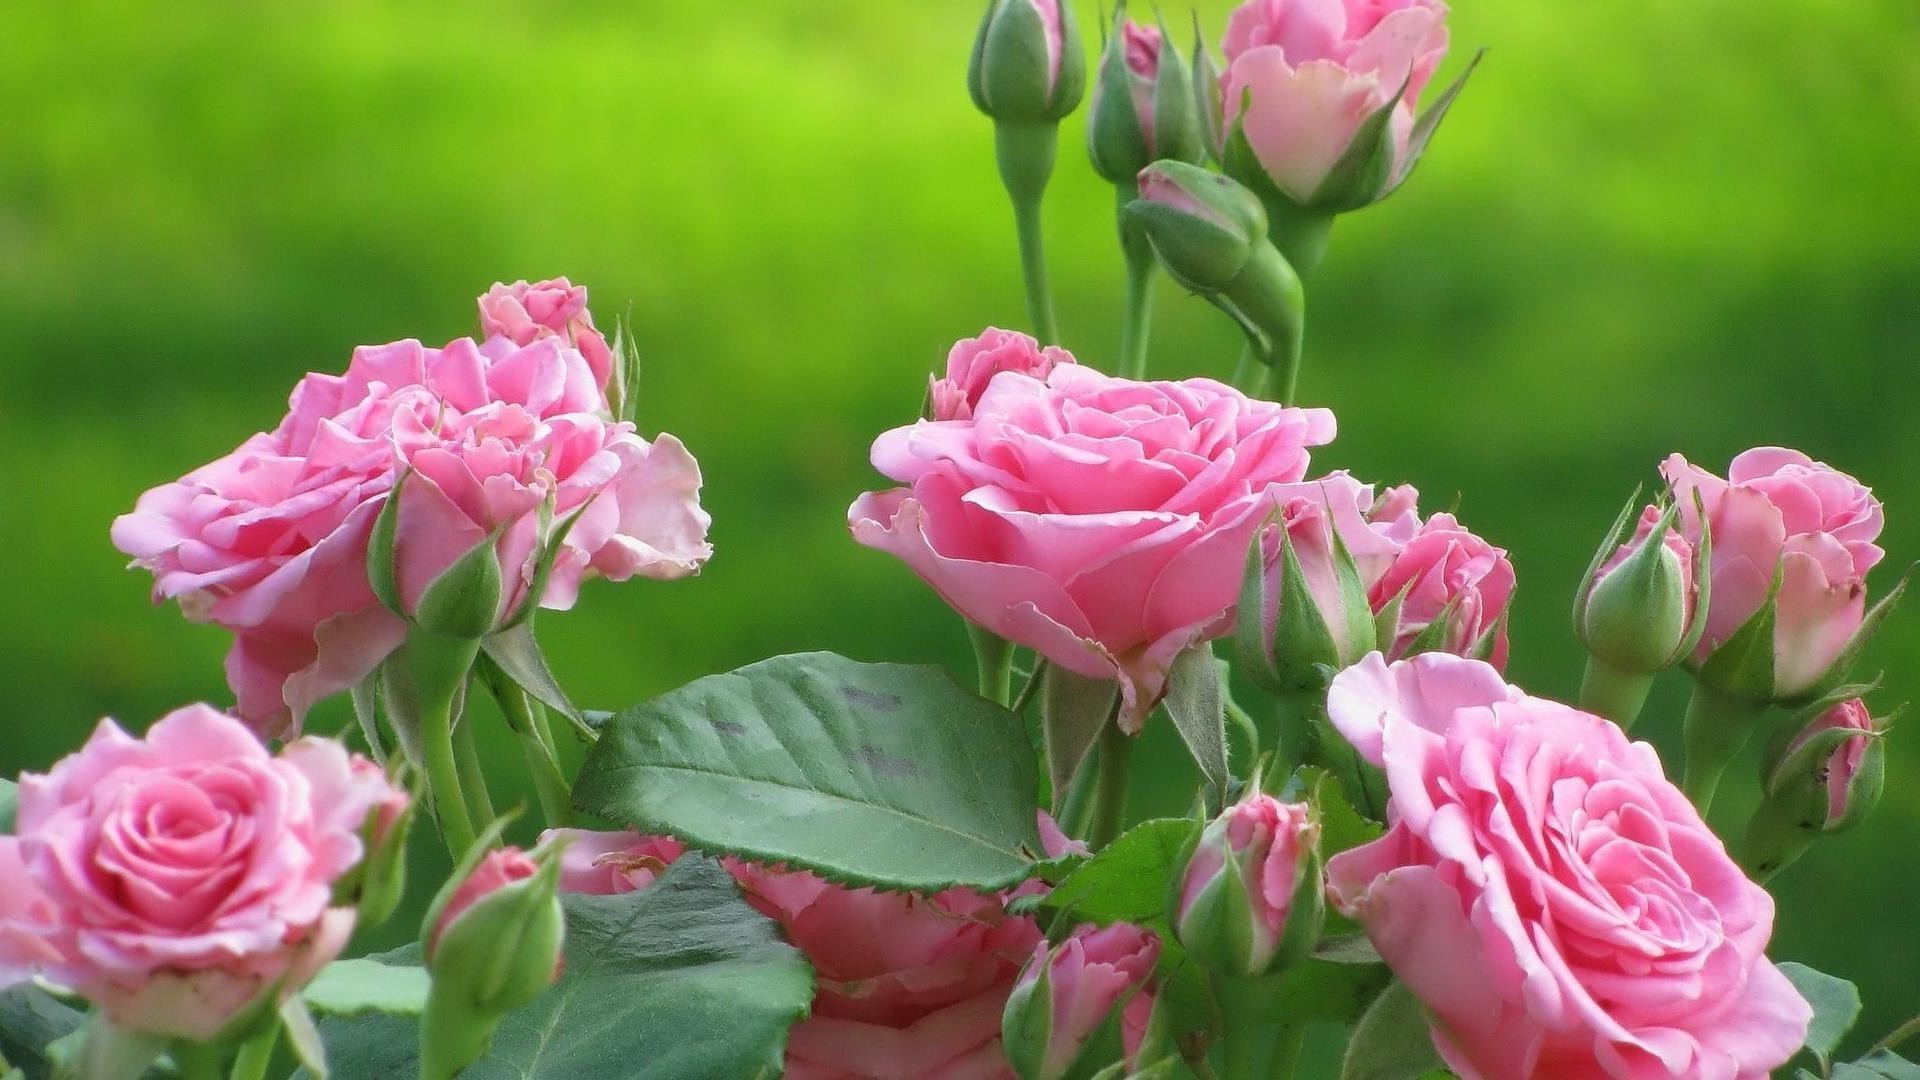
[
  {"left": 1578, "top": 656, "right": 1657, "bottom": 730},
  {"left": 1213, "top": 974, "right": 1268, "bottom": 1080},
  {"left": 1266, "top": 1023, "right": 1305, "bottom": 1080},
  {"left": 1116, "top": 183, "right": 1156, "bottom": 379},
  {"left": 171, "top": 1041, "right": 224, "bottom": 1080},
  {"left": 1086, "top": 720, "right": 1135, "bottom": 850},
  {"left": 1681, "top": 681, "right": 1769, "bottom": 814},
  {"left": 967, "top": 622, "right": 1015, "bottom": 707},
  {"left": 994, "top": 121, "right": 1060, "bottom": 344},
  {"left": 1872, "top": 1010, "right": 1920, "bottom": 1054},
  {"left": 227, "top": 1025, "right": 278, "bottom": 1080},
  {"left": 487, "top": 674, "right": 575, "bottom": 829},
  {"left": 1229, "top": 344, "right": 1270, "bottom": 398},
  {"left": 453, "top": 712, "right": 496, "bottom": 834},
  {"left": 405, "top": 635, "right": 484, "bottom": 857}
]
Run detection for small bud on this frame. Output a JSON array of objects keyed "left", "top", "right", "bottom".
[
  {"left": 1088, "top": 10, "right": 1202, "bottom": 185},
  {"left": 1744, "top": 697, "right": 1890, "bottom": 878},
  {"left": 1126, "top": 161, "right": 1266, "bottom": 293},
  {"left": 969, "top": 0, "right": 1085, "bottom": 125},
  {"left": 1171, "top": 794, "right": 1321, "bottom": 977},
  {"left": 332, "top": 760, "right": 416, "bottom": 930},
  {"left": 367, "top": 470, "right": 509, "bottom": 640},
  {"left": 1002, "top": 923, "right": 1160, "bottom": 1080},
  {"left": 1234, "top": 476, "right": 1379, "bottom": 693},
  {"left": 1577, "top": 503, "right": 1701, "bottom": 674},
  {"left": 421, "top": 842, "right": 566, "bottom": 1078}
]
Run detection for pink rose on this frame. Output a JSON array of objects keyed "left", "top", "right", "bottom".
[
  {"left": 1324, "top": 653, "right": 1812, "bottom": 1078},
  {"left": 113, "top": 321, "right": 711, "bottom": 734},
  {"left": 929, "top": 328, "right": 1075, "bottom": 422},
  {"left": 1662, "top": 448, "right": 1885, "bottom": 698},
  {"left": 1368, "top": 510, "right": 1514, "bottom": 668},
  {"left": 1173, "top": 794, "right": 1317, "bottom": 976},
  {"left": 541, "top": 829, "right": 688, "bottom": 896},
  {"left": 735, "top": 864, "right": 1044, "bottom": 1080},
  {"left": 1782, "top": 697, "right": 1877, "bottom": 829},
  {"left": 1252, "top": 473, "right": 1414, "bottom": 673},
  {"left": 1221, "top": 0, "right": 1450, "bottom": 203},
  {"left": 0, "top": 705, "right": 395, "bottom": 1040},
  {"left": 1577, "top": 504, "right": 1703, "bottom": 675},
  {"left": 1114, "top": 20, "right": 1167, "bottom": 149},
  {"left": 1008, "top": 922, "right": 1160, "bottom": 1080},
  {"left": 851, "top": 364, "right": 1336, "bottom": 730},
  {"left": 428, "top": 847, "right": 541, "bottom": 960},
  {"left": 478, "top": 277, "right": 615, "bottom": 393}
]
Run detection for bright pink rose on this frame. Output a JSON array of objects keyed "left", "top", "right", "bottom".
[
  {"left": 1662, "top": 448, "right": 1885, "bottom": 698},
  {"left": 478, "top": 277, "right": 615, "bottom": 393},
  {"left": 929, "top": 328, "right": 1075, "bottom": 422},
  {"left": 1010, "top": 922, "right": 1160, "bottom": 1079},
  {"left": 114, "top": 322, "right": 711, "bottom": 734},
  {"left": 1221, "top": 0, "right": 1450, "bottom": 203},
  {"left": 1253, "top": 472, "right": 1414, "bottom": 669},
  {"left": 0, "top": 705, "right": 394, "bottom": 1040},
  {"left": 1368, "top": 510, "right": 1514, "bottom": 668},
  {"left": 541, "top": 829, "right": 688, "bottom": 896},
  {"left": 735, "top": 864, "right": 1045, "bottom": 1080},
  {"left": 429, "top": 847, "right": 541, "bottom": 960},
  {"left": 1324, "top": 653, "right": 1812, "bottom": 1079},
  {"left": 851, "top": 364, "right": 1336, "bottom": 730}
]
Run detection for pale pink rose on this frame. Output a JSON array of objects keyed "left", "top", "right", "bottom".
[
  {"left": 113, "top": 329, "right": 711, "bottom": 734},
  {"left": 1368, "top": 510, "right": 1514, "bottom": 668},
  {"left": 1324, "top": 653, "right": 1812, "bottom": 1079},
  {"left": 541, "top": 829, "right": 688, "bottom": 896},
  {"left": 428, "top": 847, "right": 541, "bottom": 960},
  {"left": 735, "top": 863, "right": 1045, "bottom": 1080},
  {"left": 1662, "top": 448, "right": 1885, "bottom": 698},
  {"left": 1031, "top": 0, "right": 1066, "bottom": 94},
  {"left": 1174, "top": 794, "right": 1314, "bottom": 973},
  {"left": 851, "top": 365, "right": 1336, "bottom": 731},
  {"left": 1784, "top": 698, "right": 1876, "bottom": 827},
  {"left": 1221, "top": 0, "right": 1449, "bottom": 203},
  {"left": 478, "top": 277, "right": 615, "bottom": 393},
  {"left": 1254, "top": 472, "right": 1413, "bottom": 667},
  {"left": 1011, "top": 922, "right": 1160, "bottom": 1079},
  {"left": 0, "top": 705, "right": 394, "bottom": 1040},
  {"left": 929, "top": 328, "right": 1076, "bottom": 422}
]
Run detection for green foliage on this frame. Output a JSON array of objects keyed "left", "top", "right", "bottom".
[
  {"left": 1341, "top": 981, "right": 1445, "bottom": 1080},
  {"left": 574, "top": 652, "right": 1044, "bottom": 891},
  {"left": 0, "top": 778, "right": 15, "bottom": 834},
  {"left": 302, "top": 959, "right": 433, "bottom": 1017},
  {"left": 1782, "top": 961, "right": 1863, "bottom": 1071},
  {"left": 1040, "top": 817, "right": 1195, "bottom": 932},
  {"left": 308, "top": 858, "right": 813, "bottom": 1080},
  {"left": 0, "top": 986, "right": 83, "bottom": 1080}
]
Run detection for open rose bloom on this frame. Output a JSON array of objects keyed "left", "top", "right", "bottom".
[
  {"left": 111, "top": 280, "right": 711, "bottom": 735},
  {"left": 852, "top": 361, "right": 1334, "bottom": 729},
  {"left": 0, "top": 706, "right": 397, "bottom": 1040},
  {"left": 1324, "top": 653, "right": 1812, "bottom": 1078}
]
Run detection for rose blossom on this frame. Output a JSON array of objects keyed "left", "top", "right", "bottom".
[
  {"left": 113, "top": 291, "right": 711, "bottom": 735},
  {"left": 1781, "top": 697, "right": 1878, "bottom": 829},
  {"left": 1323, "top": 652, "right": 1812, "bottom": 1078},
  {"left": 478, "top": 276, "right": 615, "bottom": 393},
  {"left": 428, "top": 847, "right": 541, "bottom": 959},
  {"left": 851, "top": 363, "right": 1335, "bottom": 730},
  {"left": 1252, "top": 472, "right": 1415, "bottom": 671},
  {"left": 1220, "top": 0, "right": 1450, "bottom": 203},
  {"left": 1008, "top": 922, "right": 1160, "bottom": 1079},
  {"left": 1173, "top": 793, "right": 1316, "bottom": 976},
  {"left": 1662, "top": 447, "right": 1884, "bottom": 698},
  {"left": 929, "top": 328, "right": 1075, "bottom": 422},
  {"left": 1369, "top": 507, "right": 1514, "bottom": 667},
  {"left": 0, "top": 705, "right": 396, "bottom": 1040}
]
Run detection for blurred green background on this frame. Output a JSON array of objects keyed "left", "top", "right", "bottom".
[{"left": 3, "top": 0, "right": 1917, "bottom": 1058}]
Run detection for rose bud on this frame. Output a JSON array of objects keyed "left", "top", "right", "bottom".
[
  {"left": 1369, "top": 511, "right": 1514, "bottom": 669},
  {"left": 332, "top": 759, "right": 418, "bottom": 931},
  {"left": 421, "top": 842, "right": 566, "bottom": 1076},
  {"left": 1088, "top": 9, "right": 1202, "bottom": 186},
  {"left": 1218, "top": 0, "right": 1463, "bottom": 270},
  {"left": 969, "top": 0, "right": 1084, "bottom": 126},
  {"left": 1236, "top": 473, "right": 1400, "bottom": 693},
  {"left": 1126, "top": 162, "right": 1304, "bottom": 376},
  {"left": 1574, "top": 501, "right": 1705, "bottom": 728},
  {"left": 1190, "top": 18, "right": 1227, "bottom": 163},
  {"left": 928, "top": 327, "right": 1075, "bottom": 422},
  {"left": 1744, "top": 696, "right": 1890, "bottom": 880},
  {"left": 1172, "top": 793, "right": 1321, "bottom": 978},
  {"left": 1002, "top": 922, "right": 1160, "bottom": 1080}
]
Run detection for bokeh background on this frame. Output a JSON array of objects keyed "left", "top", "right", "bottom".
[{"left": 4, "top": 0, "right": 1917, "bottom": 1060}]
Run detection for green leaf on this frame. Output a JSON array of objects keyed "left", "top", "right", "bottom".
[
  {"left": 482, "top": 621, "right": 587, "bottom": 733},
  {"left": 1697, "top": 562, "right": 1781, "bottom": 702},
  {"left": 302, "top": 958, "right": 432, "bottom": 1016},
  {"left": 1041, "top": 818, "right": 1196, "bottom": 931},
  {"left": 365, "top": 474, "right": 405, "bottom": 616},
  {"left": 1848, "top": 1050, "right": 1920, "bottom": 1078},
  {"left": 1307, "top": 76, "right": 1406, "bottom": 211},
  {"left": 308, "top": 858, "right": 814, "bottom": 1080},
  {"left": 1383, "top": 48, "right": 1485, "bottom": 198},
  {"left": 0, "top": 778, "right": 15, "bottom": 834},
  {"left": 1162, "top": 643, "right": 1229, "bottom": 803},
  {"left": 573, "top": 652, "right": 1045, "bottom": 892},
  {"left": 281, "top": 997, "right": 329, "bottom": 1079},
  {"left": 349, "top": 674, "right": 386, "bottom": 767},
  {"left": 1780, "top": 962, "right": 1861, "bottom": 1070},
  {"left": 1272, "top": 958, "right": 1392, "bottom": 1027},
  {"left": 1341, "top": 981, "right": 1445, "bottom": 1080},
  {"left": 412, "top": 529, "right": 505, "bottom": 640},
  {"left": 0, "top": 985, "right": 84, "bottom": 1080},
  {"left": 1313, "top": 932, "right": 1382, "bottom": 965},
  {"left": 1044, "top": 665, "right": 1120, "bottom": 814}
]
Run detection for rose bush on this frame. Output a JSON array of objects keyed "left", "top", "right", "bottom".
[{"left": 1324, "top": 652, "right": 1811, "bottom": 1078}]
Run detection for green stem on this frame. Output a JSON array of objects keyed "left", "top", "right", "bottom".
[
  {"left": 1872, "top": 1011, "right": 1920, "bottom": 1054},
  {"left": 1262, "top": 198, "right": 1334, "bottom": 279},
  {"left": 171, "top": 1041, "right": 224, "bottom": 1080},
  {"left": 493, "top": 682, "right": 574, "bottom": 829},
  {"left": 1116, "top": 183, "right": 1156, "bottom": 379},
  {"left": 1086, "top": 721, "right": 1135, "bottom": 850},
  {"left": 453, "top": 712, "right": 496, "bottom": 834},
  {"left": 1057, "top": 747, "right": 1100, "bottom": 839},
  {"left": 995, "top": 121, "right": 1061, "bottom": 343},
  {"left": 1265, "top": 1024, "right": 1305, "bottom": 1080},
  {"left": 1578, "top": 656, "right": 1657, "bottom": 730},
  {"left": 408, "top": 636, "right": 484, "bottom": 857},
  {"left": 967, "top": 622, "right": 1015, "bottom": 707},
  {"left": 419, "top": 992, "right": 492, "bottom": 1080},
  {"left": 1213, "top": 974, "right": 1267, "bottom": 1080},
  {"left": 1681, "top": 682, "right": 1770, "bottom": 814},
  {"left": 1272, "top": 689, "right": 1316, "bottom": 776},
  {"left": 1226, "top": 699, "right": 1261, "bottom": 770},
  {"left": 1739, "top": 793, "right": 1815, "bottom": 883},
  {"left": 1229, "top": 343, "right": 1270, "bottom": 398},
  {"left": 227, "top": 1025, "right": 277, "bottom": 1080}
]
